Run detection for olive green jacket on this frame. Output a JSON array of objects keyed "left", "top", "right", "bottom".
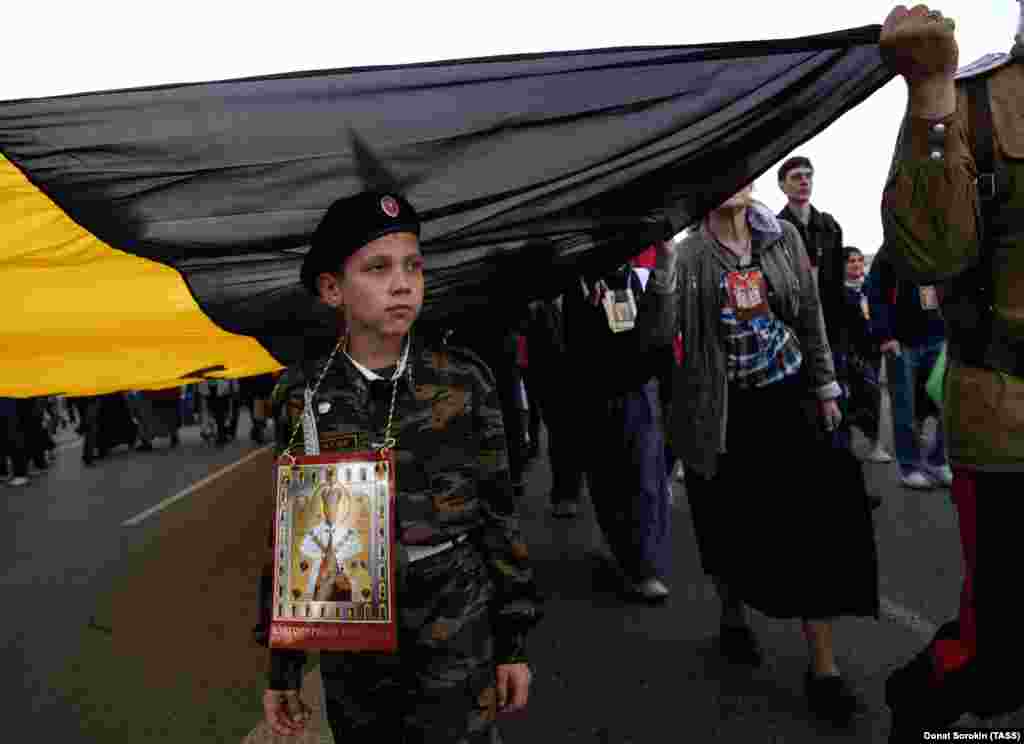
[{"left": 880, "top": 61, "right": 1024, "bottom": 471}]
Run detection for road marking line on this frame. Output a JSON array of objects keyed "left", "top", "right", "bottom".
[{"left": 122, "top": 445, "right": 273, "bottom": 527}]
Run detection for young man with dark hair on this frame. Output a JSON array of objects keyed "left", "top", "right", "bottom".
[{"left": 777, "top": 157, "right": 847, "bottom": 359}]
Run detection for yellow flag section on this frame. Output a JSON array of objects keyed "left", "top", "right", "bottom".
[{"left": 0, "top": 154, "right": 283, "bottom": 398}]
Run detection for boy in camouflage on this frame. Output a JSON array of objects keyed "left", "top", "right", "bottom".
[{"left": 261, "top": 190, "right": 541, "bottom": 742}]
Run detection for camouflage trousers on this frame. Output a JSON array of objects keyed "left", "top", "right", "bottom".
[{"left": 320, "top": 539, "right": 502, "bottom": 743}]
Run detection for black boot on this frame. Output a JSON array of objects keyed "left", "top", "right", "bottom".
[
  {"left": 718, "top": 624, "right": 763, "bottom": 667},
  {"left": 885, "top": 632, "right": 968, "bottom": 740},
  {"left": 806, "top": 670, "right": 861, "bottom": 726}
]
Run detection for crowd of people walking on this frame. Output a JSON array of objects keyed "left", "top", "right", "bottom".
[
  {"left": 0, "top": 372, "right": 280, "bottom": 481},
  {"left": 5, "top": 5, "right": 1021, "bottom": 742}
]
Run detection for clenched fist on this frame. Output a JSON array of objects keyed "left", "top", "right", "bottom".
[
  {"left": 881, "top": 5, "right": 959, "bottom": 118},
  {"left": 880, "top": 5, "right": 959, "bottom": 84}
]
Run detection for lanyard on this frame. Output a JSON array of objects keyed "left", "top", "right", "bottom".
[{"left": 281, "top": 336, "right": 407, "bottom": 463}]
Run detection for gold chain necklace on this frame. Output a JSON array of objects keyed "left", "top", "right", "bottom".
[{"left": 283, "top": 335, "right": 405, "bottom": 461}]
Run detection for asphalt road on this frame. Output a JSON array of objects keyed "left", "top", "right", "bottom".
[{"left": 2, "top": 402, "right": 1019, "bottom": 743}]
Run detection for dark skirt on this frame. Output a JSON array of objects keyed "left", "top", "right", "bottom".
[{"left": 684, "top": 373, "right": 879, "bottom": 620}]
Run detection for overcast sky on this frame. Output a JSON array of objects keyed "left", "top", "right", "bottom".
[{"left": 3, "top": 1, "right": 1018, "bottom": 255}]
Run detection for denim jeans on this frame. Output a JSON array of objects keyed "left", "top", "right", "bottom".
[
  {"left": 585, "top": 379, "right": 672, "bottom": 582},
  {"left": 886, "top": 339, "right": 947, "bottom": 473}
]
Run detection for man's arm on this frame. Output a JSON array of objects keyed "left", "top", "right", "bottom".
[
  {"left": 782, "top": 223, "right": 841, "bottom": 401},
  {"left": 879, "top": 4, "right": 979, "bottom": 283},
  {"left": 818, "top": 217, "right": 847, "bottom": 357},
  {"left": 865, "top": 255, "right": 900, "bottom": 353},
  {"left": 634, "top": 240, "right": 681, "bottom": 347}
]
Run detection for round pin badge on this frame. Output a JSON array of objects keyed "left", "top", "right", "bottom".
[{"left": 380, "top": 196, "right": 400, "bottom": 218}]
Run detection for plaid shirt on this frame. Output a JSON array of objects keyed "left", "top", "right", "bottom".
[{"left": 720, "top": 271, "right": 803, "bottom": 389}]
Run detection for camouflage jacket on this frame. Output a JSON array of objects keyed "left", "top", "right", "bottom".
[
  {"left": 881, "top": 59, "right": 1023, "bottom": 471},
  {"left": 269, "top": 335, "right": 542, "bottom": 679}
]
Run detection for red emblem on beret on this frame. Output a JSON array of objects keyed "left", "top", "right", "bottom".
[{"left": 380, "top": 196, "right": 400, "bottom": 218}]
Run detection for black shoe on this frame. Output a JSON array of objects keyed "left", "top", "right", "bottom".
[
  {"left": 135, "top": 442, "right": 154, "bottom": 452},
  {"left": 885, "top": 633, "right": 970, "bottom": 731},
  {"left": 82, "top": 456, "right": 95, "bottom": 467},
  {"left": 806, "top": 670, "right": 860, "bottom": 726},
  {"left": 170, "top": 434, "right": 180, "bottom": 448},
  {"left": 551, "top": 500, "right": 580, "bottom": 518},
  {"left": 718, "top": 624, "right": 763, "bottom": 667}
]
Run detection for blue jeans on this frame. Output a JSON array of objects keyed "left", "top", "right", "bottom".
[
  {"left": 585, "top": 379, "right": 672, "bottom": 582},
  {"left": 886, "top": 340, "right": 947, "bottom": 473}
]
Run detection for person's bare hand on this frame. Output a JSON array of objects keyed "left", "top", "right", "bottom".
[
  {"left": 588, "top": 279, "right": 609, "bottom": 308},
  {"left": 880, "top": 339, "right": 902, "bottom": 356},
  {"left": 880, "top": 5, "right": 959, "bottom": 84},
  {"left": 263, "top": 689, "right": 310, "bottom": 737},
  {"left": 818, "top": 399, "right": 843, "bottom": 433},
  {"left": 496, "top": 663, "right": 532, "bottom": 714}
]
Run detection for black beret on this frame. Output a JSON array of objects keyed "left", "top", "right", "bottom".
[
  {"left": 777, "top": 156, "right": 813, "bottom": 182},
  {"left": 301, "top": 191, "right": 420, "bottom": 295}
]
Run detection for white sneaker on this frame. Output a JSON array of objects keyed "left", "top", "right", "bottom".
[
  {"left": 673, "top": 460, "right": 686, "bottom": 482},
  {"left": 925, "top": 464, "right": 954, "bottom": 488},
  {"left": 864, "top": 444, "right": 893, "bottom": 463},
  {"left": 901, "top": 470, "right": 935, "bottom": 490},
  {"left": 7, "top": 476, "right": 29, "bottom": 487},
  {"left": 632, "top": 577, "right": 670, "bottom": 602}
]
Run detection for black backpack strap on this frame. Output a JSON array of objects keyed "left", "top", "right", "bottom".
[
  {"left": 967, "top": 73, "right": 998, "bottom": 208},
  {"left": 959, "top": 73, "right": 1024, "bottom": 378}
]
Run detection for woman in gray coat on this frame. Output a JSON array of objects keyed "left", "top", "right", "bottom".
[{"left": 638, "top": 184, "right": 879, "bottom": 726}]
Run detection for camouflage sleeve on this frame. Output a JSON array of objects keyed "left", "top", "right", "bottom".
[
  {"left": 881, "top": 88, "right": 979, "bottom": 283},
  {"left": 266, "top": 365, "right": 308, "bottom": 690},
  {"left": 471, "top": 357, "right": 544, "bottom": 665}
]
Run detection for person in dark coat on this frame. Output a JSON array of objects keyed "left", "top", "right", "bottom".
[
  {"left": 865, "top": 250, "right": 949, "bottom": 489},
  {"left": 522, "top": 297, "right": 585, "bottom": 516},
  {"left": 0, "top": 397, "right": 30, "bottom": 486},
  {"left": 843, "top": 247, "right": 892, "bottom": 466},
  {"left": 563, "top": 250, "right": 676, "bottom": 601}
]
